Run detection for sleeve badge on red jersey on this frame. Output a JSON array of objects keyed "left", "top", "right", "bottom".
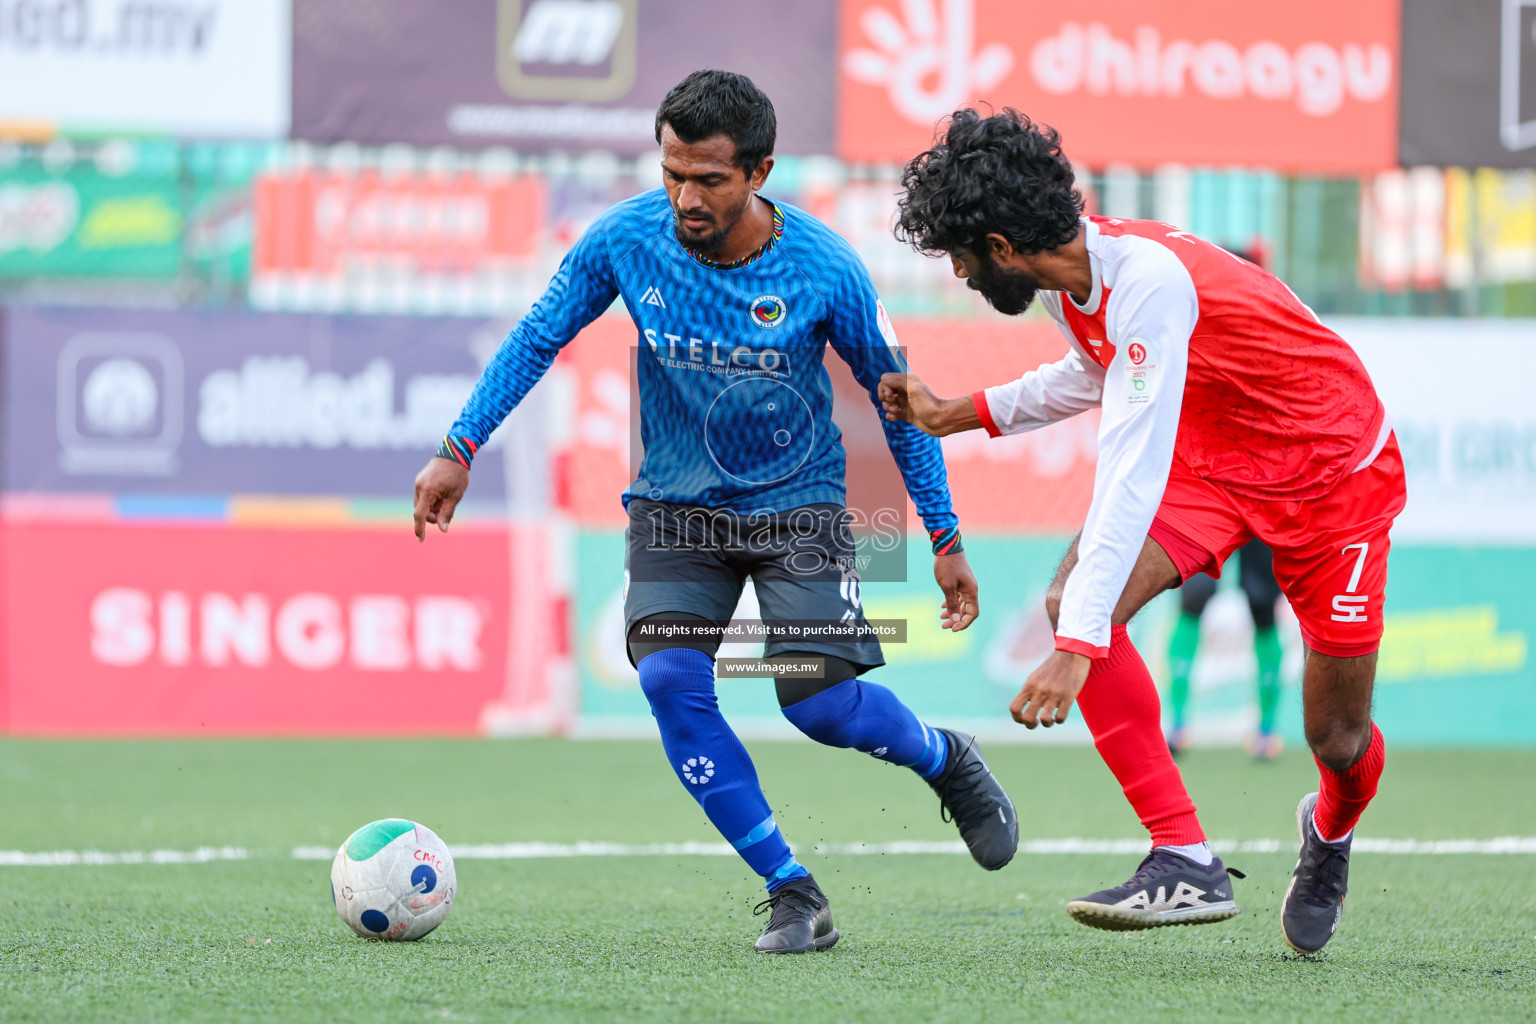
[{"left": 1124, "top": 337, "right": 1159, "bottom": 405}]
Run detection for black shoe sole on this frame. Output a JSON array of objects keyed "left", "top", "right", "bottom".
[{"left": 755, "top": 928, "right": 840, "bottom": 955}]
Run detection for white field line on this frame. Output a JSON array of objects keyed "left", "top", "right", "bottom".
[
  {"left": 6, "top": 837, "right": 1536, "bottom": 867},
  {"left": 293, "top": 835, "right": 1536, "bottom": 859},
  {"left": 0, "top": 846, "right": 250, "bottom": 867},
  {"left": 294, "top": 836, "right": 1536, "bottom": 860}
]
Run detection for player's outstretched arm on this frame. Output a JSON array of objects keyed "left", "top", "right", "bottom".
[
  {"left": 823, "top": 272, "right": 974, "bottom": 627},
  {"left": 413, "top": 457, "right": 469, "bottom": 542},
  {"left": 417, "top": 206, "right": 621, "bottom": 543},
  {"left": 878, "top": 373, "right": 982, "bottom": 436}
]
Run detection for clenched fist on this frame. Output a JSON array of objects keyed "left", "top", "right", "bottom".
[{"left": 877, "top": 373, "right": 981, "bottom": 437}]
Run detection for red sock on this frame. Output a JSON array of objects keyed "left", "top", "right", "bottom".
[
  {"left": 1074, "top": 625, "right": 1206, "bottom": 846},
  {"left": 1313, "top": 722, "right": 1385, "bottom": 842}
]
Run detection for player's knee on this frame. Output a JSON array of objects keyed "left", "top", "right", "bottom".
[
  {"left": 634, "top": 646, "right": 715, "bottom": 703},
  {"left": 782, "top": 703, "right": 856, "bottom": 748},
  {"left": 627, "top": 613, "right": 722, "bottom": 677},
  {"left": 776, "top": 672, "right": 859, "bottom": 748},
  {"left": 1305, "top": 720, "right": 1371, "bottom": 773},
  {"left": 771, "top": 655, "right": 859, "bottom": 709}
]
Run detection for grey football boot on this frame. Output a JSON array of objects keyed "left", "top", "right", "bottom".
[
  {"left": 1282, "top": 792, "right": 1352, "bottom": 953},
  {"left": 1068, "top": 848, "right": 1243, "bottom": 931}
]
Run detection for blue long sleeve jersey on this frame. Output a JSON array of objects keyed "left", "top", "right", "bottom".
[{"left": 450, "top": 189, "right": 958, "bottom": 533}]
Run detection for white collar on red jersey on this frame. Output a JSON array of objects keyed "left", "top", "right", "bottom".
[{"left": 1065, "top": 218, "right": 1104, "bottom": 317}]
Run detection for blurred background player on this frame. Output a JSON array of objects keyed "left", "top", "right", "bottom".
[
  {"left": 413, "top": 71, "right": 1017, "bottom": 956},
  {"left": 1165, "top": 537, "right": 1285, "bottom": 761}
]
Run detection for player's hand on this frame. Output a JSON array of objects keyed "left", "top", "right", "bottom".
[
  {"left": 933, "top": 551, "right": 979, "bottom": 631},
  {"left": 879, "top": 372, "right": 948, "bottom": 436},
  {"left": 413, "top": 457, "right": 470, "bottom": 541},
  {"left": 1010, "top": 649, "right": 1091, "bottom": 728}
]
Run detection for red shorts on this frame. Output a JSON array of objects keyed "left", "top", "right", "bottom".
[{"left": 1148, "top": 435, "right": 1407, "bottom": 657}]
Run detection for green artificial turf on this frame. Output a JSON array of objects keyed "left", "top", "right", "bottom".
[{"left": 1, "top": 739, "right": 1533, "bottom": 1022}]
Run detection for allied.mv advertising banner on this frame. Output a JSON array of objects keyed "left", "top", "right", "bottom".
[{"left": 1, "top": 306, "right": 514, "bottom": 498}]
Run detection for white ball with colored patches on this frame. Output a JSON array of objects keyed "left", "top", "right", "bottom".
[{"left": 329, "top": 819, "right": 457, "bottom": 941}]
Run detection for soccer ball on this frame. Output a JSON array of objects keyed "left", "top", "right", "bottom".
[{"left": 329, "top": 818, "right": 457, "bottom": 941}]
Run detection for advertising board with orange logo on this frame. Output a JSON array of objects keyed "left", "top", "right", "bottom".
[{"left": 837, "top": 0, "right": 1401, "bottom": 172}]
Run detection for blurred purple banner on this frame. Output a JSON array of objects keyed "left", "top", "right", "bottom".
[
  {"left": 2, "top": 306, "right": 511, "bottom": 498},
  {"left": 291, "top": 0, "right": 836, "bottom": 154}
]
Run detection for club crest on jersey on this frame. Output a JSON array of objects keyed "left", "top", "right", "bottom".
[{"left": 749, "top": 294, "right": 787, "bottom": 329}]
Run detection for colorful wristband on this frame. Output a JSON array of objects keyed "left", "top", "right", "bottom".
[
  {"left": 437, "top": 434, "right": 477, "bottom": 469},
  {"left": 929, "top": 526, "right": 963, "bottom": 556}
]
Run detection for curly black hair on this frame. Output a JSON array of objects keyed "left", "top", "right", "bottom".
[
  {"left": 655, "top": 70, "right": 776, "bottom": 173},
  {"left": 895, "top": 108, "right": 1084, "bottom": 257}
]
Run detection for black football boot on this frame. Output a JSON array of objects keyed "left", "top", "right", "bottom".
[
  {"left": 753, "top": 875, "right": 839, "bottom": 954},
  {"left": 928, "top": 728, "right": 1019, "bottom": 870},
  {"left": 1282, "top": 792, "right": 1352, "bottom": 954}
]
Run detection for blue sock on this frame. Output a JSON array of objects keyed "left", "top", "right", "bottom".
[
  {"left": 638, "top": 648, "right": 808, "bottom": 892},
  {"left": 781, "top": 677, "right": 949, "bottom": 781}
]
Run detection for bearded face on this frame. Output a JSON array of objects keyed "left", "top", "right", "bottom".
[{"left": 965, "top": 248, "right": 1041, "bottom": 316}]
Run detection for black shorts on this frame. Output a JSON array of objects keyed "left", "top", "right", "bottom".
[
  {"left": 1179, "top": 536, "right": 1281, "bottom": 621},
  {"left": 622, "top": 499, "right": 884, "bottom": 673}
]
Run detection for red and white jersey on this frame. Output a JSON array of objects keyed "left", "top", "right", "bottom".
[{"left": 972, "top": 217, "right": 1390, "bottom": 656}]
